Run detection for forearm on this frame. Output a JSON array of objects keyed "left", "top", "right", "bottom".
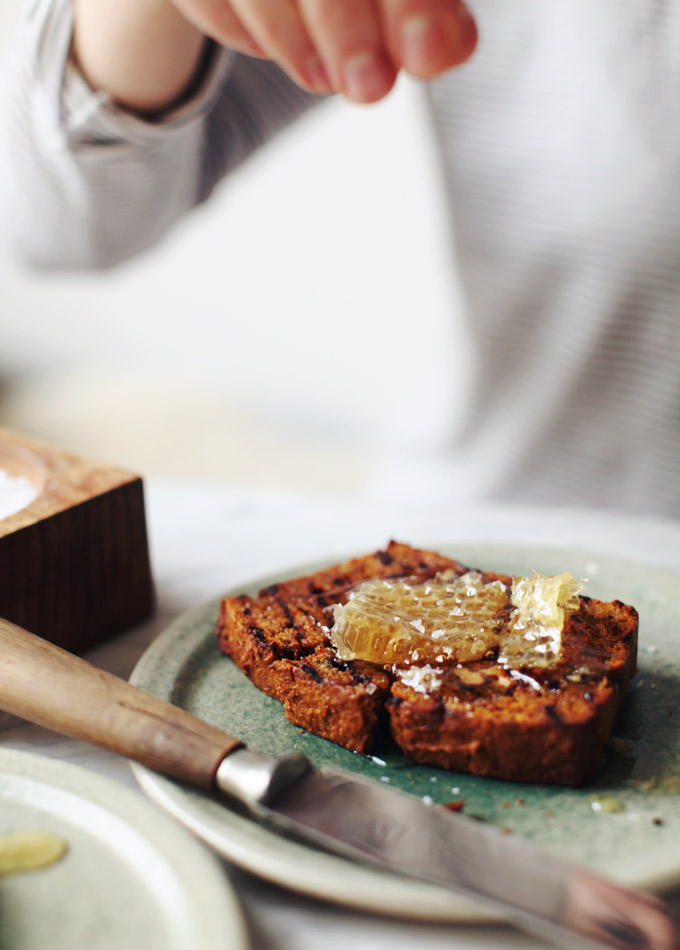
[{"left": 73, "top": 0, "right": 206, "bottom": 113}]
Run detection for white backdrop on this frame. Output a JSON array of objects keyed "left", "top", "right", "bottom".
[{"left": 0, "top": 2, "right": 464, "bottom": 492}]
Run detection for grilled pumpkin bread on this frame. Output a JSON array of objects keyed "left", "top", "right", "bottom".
[{"left": 216, "top": 541, "right": 638, "bottom": 786}]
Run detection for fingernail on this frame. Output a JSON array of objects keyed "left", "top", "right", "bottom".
[
  {"left": 244, "top": 40, "right": 266, "bottom": 57},
  {"left": 341, "top": 52, "right": 392, "bottom": 103},
  {"left": 303, "top": 56, "right": 333, "bottom": 93},
  {"left": 457, "top": 1, "right": 476, "bottom": 27},
  {"left": 402, "top": 7, "right": 476, "bottom": 75},
  {"left": 456, "top": 2, "right": 479, "bottom": 52},
  {"left": 401, "top": 15, "right": 439, "bottom": 74}
]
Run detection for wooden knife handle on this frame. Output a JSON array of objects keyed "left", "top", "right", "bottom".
[{"left": 0, "top": 617, "right": 242, "bottom": 789}]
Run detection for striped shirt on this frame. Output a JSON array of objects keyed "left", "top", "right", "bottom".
[{"left": 2, "top": 0, "right": 679, "bottom": 518}]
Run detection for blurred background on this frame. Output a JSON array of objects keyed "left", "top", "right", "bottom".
[{"left": 0, "top": 1, "right": 466, "bottom": 497}]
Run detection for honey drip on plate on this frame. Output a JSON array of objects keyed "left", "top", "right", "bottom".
[
  {"left": 0, "top": 831, "right": 68, "bottom": 876},
  {"left": 330, "top": 570, "right": 583, "bottom": 668}
]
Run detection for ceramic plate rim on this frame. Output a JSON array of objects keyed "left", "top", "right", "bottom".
[{"left": 0, "top": 748, "right": 248, "bottom": 950}]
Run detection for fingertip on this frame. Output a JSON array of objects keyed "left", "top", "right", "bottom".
[
  {"left": 457, "top": 4, "right": 479, "bottom": 63},
  {"left": 340, "top": 52, "right": 397, "bottom": 104},
  {"left": 299, "top": 55, "right": 335, "bottom": 94},
  {"left": 400, "top": 5, "right": 478, "bottom": 78}
]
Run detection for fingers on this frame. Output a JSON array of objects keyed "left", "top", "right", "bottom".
[
  {"left": 380, "top": 0, "right": 478, "bottom": 78},
  {"left": 172, "top": 0, "right": 265, "bottom": 58},
  {"left": 175, "top": 0, "right": 477, "bottom": 103},
  {"left": 229, "top": 0, "right": 334, "bottom": 93},
  {"left": 298, "top": 0, "right": 397, "bottom": 103}
]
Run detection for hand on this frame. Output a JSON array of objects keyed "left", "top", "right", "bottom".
[{"left": 170, "top": 0, "right": 478, "bottom": 103}]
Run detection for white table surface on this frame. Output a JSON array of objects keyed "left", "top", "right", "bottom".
[{"left": 2, "top": 480, "right": 680, "bottom": 950}]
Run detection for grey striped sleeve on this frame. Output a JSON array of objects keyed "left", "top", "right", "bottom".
[{"left": 0, "top": 0, "right": 317, "bottom": 269}]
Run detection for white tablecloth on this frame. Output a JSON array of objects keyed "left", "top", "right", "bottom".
[{"left": 3, "top": 480, "right": 680, "bottom": 950}]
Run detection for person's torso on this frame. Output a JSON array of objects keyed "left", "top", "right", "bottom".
[{"left": 424, "top": 0, "right": 680, "bottom": 515}]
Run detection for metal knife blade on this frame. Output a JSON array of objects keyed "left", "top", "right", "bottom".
[{"left": 217, "top": 749, "right": 679, "bottom": 950}]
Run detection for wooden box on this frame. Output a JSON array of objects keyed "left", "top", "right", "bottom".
[{"left": 0, "top": 426, "right": 154, "bottom": 654}]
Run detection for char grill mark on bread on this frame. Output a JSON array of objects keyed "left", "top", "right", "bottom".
[
  {"left": 216, "top": 542, "right": 638, "bottom": 785},
  {"left": 388, "top": 596, "right": 637, "bottom": 785}
]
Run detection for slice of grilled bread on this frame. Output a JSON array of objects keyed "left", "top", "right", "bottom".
[{"left": 216, "top": 542, "right": 638, "bottom": 785}]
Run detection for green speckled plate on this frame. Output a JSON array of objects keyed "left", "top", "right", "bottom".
[
  {"left": 130, "top": 544, "right": 680, "bottom": 922},
  {"left": 0, "top": 749, "right": 247, "bottom": 950}
]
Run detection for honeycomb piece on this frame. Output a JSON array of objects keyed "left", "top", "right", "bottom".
[
  {"left": 330, "top": 570, "right": 584, "bottom": 669},
  {"left": 500, "top": 572, "right": 584, "bottom": 667},
  {"left": 330, "top": 571, "right": 509, "bottom": 665}
]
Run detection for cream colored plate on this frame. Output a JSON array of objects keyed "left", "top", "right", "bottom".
[
  {"left": 0, "top": 749, "right": 247, "bottom": 950},
  {"left": 131, "top": 544, "right": 680, "bottom": 922}
]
